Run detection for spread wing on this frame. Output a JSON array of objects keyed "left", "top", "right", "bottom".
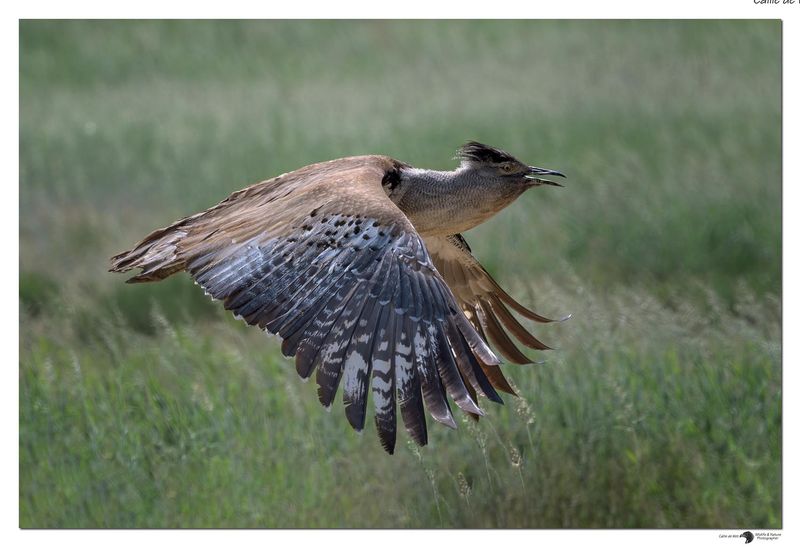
[
  {"left": 110, "top": 156, "right": 508, "bottom": 454},
  {"left": 422, "top": 234, "right": 568, "bottom": 368}
]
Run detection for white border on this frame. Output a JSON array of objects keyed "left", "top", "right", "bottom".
[
  {"left": 7, "top": 0, "right": 795, "bottom": 19},
  {"left": 5, "top": 1, "right": 796, "bottom": 545}
]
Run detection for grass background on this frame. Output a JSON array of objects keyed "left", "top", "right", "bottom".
[{"left": 19, "top": 20, "right": 781, "bottom": 528}]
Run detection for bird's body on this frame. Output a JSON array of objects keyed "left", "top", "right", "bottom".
[{"left": 110, "top": 141, "right": 566, "bottom": 453}]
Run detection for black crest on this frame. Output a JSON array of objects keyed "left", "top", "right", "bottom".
[{"left": 456, "top": 141, "right": 517, "bottom": 164}]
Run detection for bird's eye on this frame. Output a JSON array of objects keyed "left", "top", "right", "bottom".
[{"left": 501, "top": 163, "right": 515, "bottom": 173}]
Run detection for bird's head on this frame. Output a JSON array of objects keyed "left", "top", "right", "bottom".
[{"left": 456, "top": 141, "right": 565, "bottom": 188}]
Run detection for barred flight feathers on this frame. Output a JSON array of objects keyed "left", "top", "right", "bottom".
[{"left": 110, "top": 155, "right": 522, "bottom": 454}]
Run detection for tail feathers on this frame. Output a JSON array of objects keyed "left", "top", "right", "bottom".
[{"left": 109, "top": 225, "right": 189, "bottom": 283}]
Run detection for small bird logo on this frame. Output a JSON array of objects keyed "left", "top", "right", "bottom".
[{"left": 740, "top": 531, "right": 754, "bottom": 544}]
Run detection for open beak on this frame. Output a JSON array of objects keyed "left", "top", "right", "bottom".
[{"left": 525, "top": 166, "right": 566, "bottom": 187}]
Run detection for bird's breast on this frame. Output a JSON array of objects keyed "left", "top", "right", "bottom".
[
  {"left": 397, "top": 190, "right": 521, "bottom": 237},
  {"left": 402, "top": 202, "right": 503, "bottom": 237}
]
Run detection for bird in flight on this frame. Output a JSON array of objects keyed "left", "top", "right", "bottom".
[{"left": 110, "top": 141, "right": 567, "bottom": 453}]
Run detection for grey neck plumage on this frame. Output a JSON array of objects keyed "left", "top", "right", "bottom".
[
  {"left": 395, "top": 166, "right": 467, "bottom": 194},
  {"left": 388, "top": 165, "right": 525, "bottom": 237}
]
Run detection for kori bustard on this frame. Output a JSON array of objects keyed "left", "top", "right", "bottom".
[{"left": 110, "top": 141, "right": 568, "bottom": 453}]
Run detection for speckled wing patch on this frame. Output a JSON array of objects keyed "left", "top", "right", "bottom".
[{"left": 188, "top": 214, "right": 500, "bottom": 454}]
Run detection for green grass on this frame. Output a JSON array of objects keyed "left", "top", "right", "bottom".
[{"left": 19, "top": 20, "right": 781, "bottom": 528}]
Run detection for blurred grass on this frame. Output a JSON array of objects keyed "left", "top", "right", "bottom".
[{"left": 19, "top": 20, "right": 781, "bottom": 528}]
